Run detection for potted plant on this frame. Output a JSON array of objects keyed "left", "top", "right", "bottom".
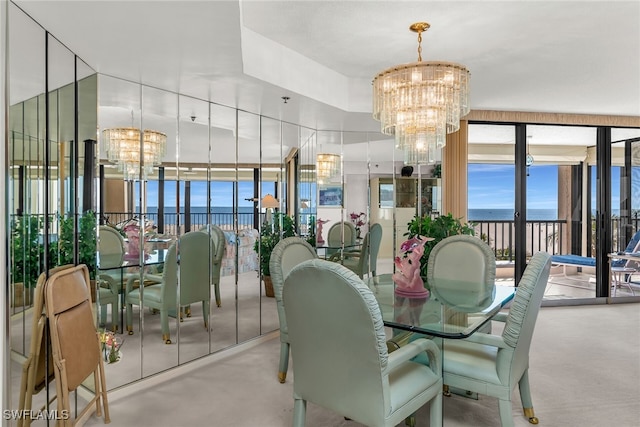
[
  {"left": 58, "top": 211, "right": 98, "bottom": 298},
  {"left": 10, "top": 214, "right": 48, "bottom": 307},
  {"left": 254, "top": 212, "right": 296, "bottom": 297},
  {"left": 404, "top": 213, "right": 475, "bottom": 287},
  {"left": 306, "top": 215, "right": 316, "bottom": 247}
]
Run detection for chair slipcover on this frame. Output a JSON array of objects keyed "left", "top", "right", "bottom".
[
  {"left": 441, "top": 252, "right": 552, "bottom": 427},
  {"left": 427, "top": 235, "right": 497, "bottom": 313},
  {"left": 284, "top": 259, "right": 442, "bottom": 427},
  {"left": 269, "top": 236, "right": 318, "bottom": 383},
  {"left": 125, "top": 231, "right": 211, "bottom": 343}
]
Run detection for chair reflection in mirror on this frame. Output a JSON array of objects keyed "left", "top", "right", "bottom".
[
  {"left": 125, "top": 231, "right": 211, "bottom": 344},
  {"left": 330, "top": 223, "right": 383, "bottom": 281}
]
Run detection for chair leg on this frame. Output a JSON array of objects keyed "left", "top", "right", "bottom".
[
  {"left": 202, "top": 300, "right": 210, "bottom": 329},
  {"left": 278, "top": 342, "right": 289, "bottom": 383},
  {"left": 214, "top": 282, "right": 221, "bottom": 307},
  {"left": 498, "top": 399, "right": 515, "bottom": 427},
  {"left": 292, "top": 398, "right": 306, "bottom": 427},
  {"left": 518, "top": 369, "right": 539, "bottom": 424},
  {"left": 100, "top": 304, "right": 108, "bottom": 326},
  {"left": 430, "top": 386, "right": 443, "bottom": 427},
  {"left": 160, "top": 309, "right": 171, "bottom": 344},
  {"left": 125, "top": 302, "right": 133, "bottom": 335}
]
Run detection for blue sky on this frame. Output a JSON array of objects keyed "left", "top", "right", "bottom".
[
  {"left": 142, "top": 181, "right": 276, "bottom": 208},
  {"left": 138, "top": 164, "right": 636, "bottom": 213},
  {"left": 468, "top": 164, "right": 560, "bottom": 210}
]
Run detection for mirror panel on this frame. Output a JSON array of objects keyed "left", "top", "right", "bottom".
[
  {"left": 209, "top": 102, "right": 240, "bottom": 351},
  {"left": 141, "top": 86, "right": 179, "bottom": 377},
  {"left": 8, "top": 3, "right": 46, "bottom": 359},
  {"left": 98, "top": 76, "right": 143, "bottom": 388},
  {"left": 177, "top": 94, "right": 211, "bottom": 362},
  {"left": 261, "top": 116, "right": 284, "bottom": 333},
  {"left": 237, "top": 110, "right": 261, "bottom": 343}
]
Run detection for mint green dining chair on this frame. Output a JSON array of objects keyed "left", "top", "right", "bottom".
[
  {"left": 284, "top": 259, "right": 442, "bottom": 427},
  {"left": 97, "top": 225, "right": 127, "bottom": 331},
  {"left": 199, "top": 224, "right": 226, "bottom": 307},
  {"left": 326, "top": 221, "right": 356, "bottom": 256},
  {"left": 334, "top": 222, "right": 383, "bottom": 280},
  {"left": 269, "top": 237, "right": 317, "bottom": 383},
  {"left": 440, "top": 251, "right": 552, "bottom": 427},
  {"left": 125, "top": 231, "right": 211, "bottom": 343}
]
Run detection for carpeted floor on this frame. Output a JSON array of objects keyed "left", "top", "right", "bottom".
[{"left": 76, "top": 302, "right": 640, "bottom": 427}]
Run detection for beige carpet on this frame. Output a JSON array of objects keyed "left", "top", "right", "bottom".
[{"left": 76, "top": 302, "right": 640, "bottom": 427}]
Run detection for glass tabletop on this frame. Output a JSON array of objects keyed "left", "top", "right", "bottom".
[
  {"left": 368, "top": 274, "right": 516, "bottom": 339},
  {"left": 98, "top": 249, "right": 167, "bottom": 271}
]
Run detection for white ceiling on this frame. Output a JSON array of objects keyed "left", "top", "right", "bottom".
[{"left": 10, "top": 0, "right": 640, "bottom": 165}]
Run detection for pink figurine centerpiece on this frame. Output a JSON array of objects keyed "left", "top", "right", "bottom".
[
  {"left": 122, "top": 219, "right": 156, "bottom": 260},
  {"left": 316, "top": 218, "right": 330, "bottom": 246},
  {"left": 392, "top": 236, "right": 433, "bottom": 298},
  {"left": 392, "top": 235, "right": 433, "bottom": 325}
]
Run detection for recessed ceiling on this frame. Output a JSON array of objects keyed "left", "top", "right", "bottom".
[
  {"left": 9, "top": 0, "right": 640, "bottom": 166},
  {"left": 13, "top": 0, "right": 640, "bottom": 128}
]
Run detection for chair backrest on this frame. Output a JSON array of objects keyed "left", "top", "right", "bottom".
[
  {"left": 200, "top": 224, "right": 226, "bottom": 282},
  {"left": 159, "top": 239, "right": 179, "bottom": 306},
  {"left": 611, "top": 230, "right": 640, "bottom": 268},
  {"left": 501, "top": 252, "right": 551, "bottom": 381},
  {"left": 327, "top": 221, "right": 357, "bottom": 248},
  {"left": 284, "top": 259, "right": 389, "bottom": 424},
  {"left": 98, "top": 225, "right": 125, "bottom": 268},
  {"left": 623, "top": 230, "right": 640, "bottom": 253},
  {"left": 44, "top": 264, "right": 100, "bottom": 391},
  {"left": 269, "top": 237, "right": 317, "bottom": 339},
  {"left": 355, "top": 223, "right": 383, "bottom": 275},
  {"left": 427, "top": 235, "right": 496, "bottom": 311},
  {"left": 177, "top": 231, "right": 212, "bottom": 306}
]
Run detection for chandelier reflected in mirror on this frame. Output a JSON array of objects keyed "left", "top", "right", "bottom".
[
  {"left": 316, "top": 153, "right": 340, "bottom": 184},
  {"left": 102, "top": 128, "right": 167, "bottom": 181},
  {"left": 373, "top": 22, "right": 470, "bottom": 164}
]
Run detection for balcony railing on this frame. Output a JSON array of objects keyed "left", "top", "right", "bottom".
[
  {"left": 103, "top": 211, "right": 257, "bottom": 234},
  {"left": 472, "top": 216, "right": 640, "bottom": 261}
]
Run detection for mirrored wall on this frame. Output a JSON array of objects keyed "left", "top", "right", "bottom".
[{"left": 7, "top": 1, "right": 437, "bottom": 403}]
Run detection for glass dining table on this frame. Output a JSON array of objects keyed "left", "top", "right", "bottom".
[
  {"left": 367, "top": 273, "right": 516, "bottom": 339},
  {"left": 97, "top": 249, "right": 168, "bottom": 333}
]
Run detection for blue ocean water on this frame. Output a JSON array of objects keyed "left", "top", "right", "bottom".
[
  {"left": 468, "top": 209, "right": 557, "bottom": 221},
  {"left": 146, "top": 206, "right": 254, "bottom": 225}
]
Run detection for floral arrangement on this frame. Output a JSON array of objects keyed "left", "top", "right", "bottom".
[
  {"left": 349, "top": 211, "right": 367, "bottom": 237},
  {"left": 99, "top": 329, "right": 124, "bottom": 364}
]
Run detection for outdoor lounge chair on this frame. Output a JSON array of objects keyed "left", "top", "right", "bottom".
[{"left": 550, "top": 230, "right": 640, "bottom": 289}]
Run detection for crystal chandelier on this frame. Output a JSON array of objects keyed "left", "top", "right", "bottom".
[
  {"left": 373, "top": 22, "right": 471, "bottom": 164},
  {"left": 102, "top": 127, "right": 167, "bottom": 180},
  {"left": 316, "top": 153, "right": 340, "bottom": 184}
]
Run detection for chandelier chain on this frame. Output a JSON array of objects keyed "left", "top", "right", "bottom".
[{"left": 417, "top": 31, "right": 423, "bottom": 62}]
